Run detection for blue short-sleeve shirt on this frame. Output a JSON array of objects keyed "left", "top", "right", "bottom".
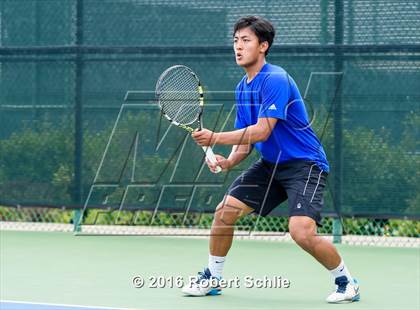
[{"left": 234, "top": 63, "right": 329, "bottom": 172}]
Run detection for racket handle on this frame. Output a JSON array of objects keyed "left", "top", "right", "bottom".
[{"left": 201, "top": 146, "right": 222, "bottom": 173}]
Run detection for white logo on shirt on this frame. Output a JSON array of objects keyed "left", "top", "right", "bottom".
[{"left": 268, "top": 104, "right": 277, "bottom": 110}]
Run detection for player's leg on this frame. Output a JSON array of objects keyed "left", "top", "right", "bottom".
[
  {"left": 284, "top": 162, "right": 360, "bottom": 303},
  {"left": 288, "top": 216, "right": 341, "bottom": 269},
  {"left": 181, "top": 196, "right": 253, "bottom": 296},
  {"left": 209, "top": 159, "right": 284, "bottom": 279},
  {"left": 182, "top": 159, "right": 283, "bottom": 296},
  {"left": 210, "top": 195, "right": 254, "bottom": 257},
  {"left": 288, "top": 216, "right": 360, "bottom": 303}
]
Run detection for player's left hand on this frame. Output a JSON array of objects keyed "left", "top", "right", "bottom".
[{"left": 191, "top": 128, "right": 216, "bottom": 146}]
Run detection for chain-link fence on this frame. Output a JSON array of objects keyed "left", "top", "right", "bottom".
[{"left": 0, "top": 0, "right": 419, "bottom": 245}]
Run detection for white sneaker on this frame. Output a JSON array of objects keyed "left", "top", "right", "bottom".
[
  {"left": 182, "top": 268, "right": 222, "bottom": 296},
  {"left": 326, "top": 276, "right": 360, "bottom": 303}
]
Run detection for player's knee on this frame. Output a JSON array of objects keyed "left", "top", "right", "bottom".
[
  {"left": 289, "top": 216, "right": 317, "bottom": 244},
  {"left": 214, "top": 202, "right": 243, "bottom": 226},
  {"left": 289, "top": 223, "right": 313, "bottom": 248}
]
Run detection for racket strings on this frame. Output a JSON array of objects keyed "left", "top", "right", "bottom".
[{"left": 156, "top": 67, "right": 201, "bottom": 125}]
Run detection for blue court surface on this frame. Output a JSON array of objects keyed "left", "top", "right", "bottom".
[{"left": 0, "top": 300, "right": 130, "bottom": 310}]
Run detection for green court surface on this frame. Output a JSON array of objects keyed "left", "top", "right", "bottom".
[{"left": 1, "top": 231, "right": 419, "bottom": 310}]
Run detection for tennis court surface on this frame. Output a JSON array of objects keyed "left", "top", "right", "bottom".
[{"left": 1, "top": 230, "right": 419, "bottom": 310}]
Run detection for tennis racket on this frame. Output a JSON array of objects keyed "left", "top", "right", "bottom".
[{"left": 155, "top": 65, "right": 222, "bottom": 173}]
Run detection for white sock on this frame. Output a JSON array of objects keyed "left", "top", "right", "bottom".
[
  {"left": 329, "top": 260, "right": 353, "bottom": 282},
  {"left": 208, "top": 254, "right": 225, "bottom": 279}
]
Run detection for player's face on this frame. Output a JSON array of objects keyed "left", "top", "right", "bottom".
[{"left": 233, "top": 27, "right": 266, "bottom": 67}]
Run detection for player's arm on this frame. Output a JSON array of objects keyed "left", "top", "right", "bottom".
[
  {"left": 192, "top": 117, "right": 278, "bottom": 146},
  {"left": 216, "top": 117, "right": 277, "bottom": 145},
  {"left": 206, "top": 144, "right": 253, "bottom": 172},
  {"left": 227, "top": 144, "right": 253, "bottom": 166}
]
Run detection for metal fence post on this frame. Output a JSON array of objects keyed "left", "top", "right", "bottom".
[
  {"left": 333, "top": 218, "right": 343, "bottom": 243},
  {"left": 73, "top": 0, "right": 84, "bottom": 232},
  {"left": 333, "top": 0, "right": 344, "bottom": 243}
]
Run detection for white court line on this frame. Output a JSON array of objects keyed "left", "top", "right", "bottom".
[{"left": 0, "top": 300, "right": 137, "bottom": 310}]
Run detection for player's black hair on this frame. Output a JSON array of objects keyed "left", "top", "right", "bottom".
[{"left": 233, "top": 16, "right": 275, "bottom": 56}]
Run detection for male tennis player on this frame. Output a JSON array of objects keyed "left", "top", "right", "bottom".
[{"left": 183, "top": 16, "right": 360, "bottom": 303}]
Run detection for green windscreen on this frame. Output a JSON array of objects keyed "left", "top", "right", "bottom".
[{"left": 0, "top": 0, "right": 419, "bottom": 220}]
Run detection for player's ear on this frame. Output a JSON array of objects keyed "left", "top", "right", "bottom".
[{"left": 260, "top": 41, "right": 269, "bottom": 54}]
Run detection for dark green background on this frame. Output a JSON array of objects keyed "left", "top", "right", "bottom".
[{"left": 0, "top": 0, "right": 419, "bottom": 219}]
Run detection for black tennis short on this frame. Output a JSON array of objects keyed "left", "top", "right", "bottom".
[{"left": 227, "top": 159, "right": 328, "bottom": 226}]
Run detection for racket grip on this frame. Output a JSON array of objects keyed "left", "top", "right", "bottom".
[{"left": 201, "top": 146, "right": 222, "bottom": 173}]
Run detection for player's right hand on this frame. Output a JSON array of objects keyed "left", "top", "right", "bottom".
[{"left": 206, "top": 155, "right": 231, "bottom": 173}]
